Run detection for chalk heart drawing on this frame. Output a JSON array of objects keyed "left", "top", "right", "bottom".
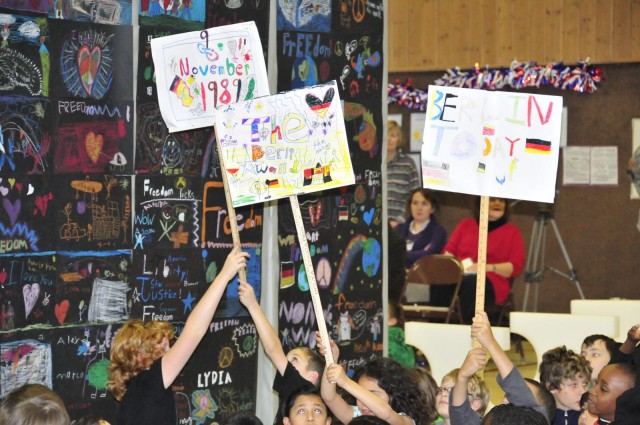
[
  {"left": 0, "top": 269, "right": 7, "bottom": 285},
  {"left": 23, "top": 283, "right": 40, "bottom": 318},
  {"left": 85, "top": 131, "right": 104, "bottom": 164},
  {"left": 305, "top": 87, "right": 335, "bottom": 118},
  {"left": 363, "top": 207, "right": 375, "bottom": 225},
  {"left": 34, "top": 193, "right": 52, "bottom": 216},
  {"left": 3, "top": 198, "right": 21, "bottom": 227},
  {"left": 0, "top": 187, "right": 8, "bottom": 197},
  {"left": 77, "top": 45, "right": 101, "bottom": 96},
  {"left": 55, "top": 300, "right": 70, "bottom": 325}
]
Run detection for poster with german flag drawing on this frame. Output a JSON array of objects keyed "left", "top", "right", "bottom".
[
  {"left": 214, "top": 80, "right": 355, "bottom": 207},
  {"left": 422, "top": 85, "right": 562, "bottom": 203}
]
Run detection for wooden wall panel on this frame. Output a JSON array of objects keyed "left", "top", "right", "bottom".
[
  {"left": 562, "top": 0, "right": 580, "bottom": 63},
  {"left": 418, "top": 0, "right": 438, "bottom": 69},
  {"left": 389, "top": 0, "right": 640, "bottom": 72},
  {"left": 612, "top": 0, "right": 631, "bottom": 61},
  {"left": 578, "top": 0, "right": 597, "bottom": 62},
  {"left": 630, "top": 0, "right": 640, "bottom": 58},
  {"left": 545, "top": 0, "right": 564, "bottom": 62},
  {"left": 480, "top": 0, "right": 497, "bottom": 66},
  {"left": 595, "top": 1, "right": 613, "bottom": 62}
]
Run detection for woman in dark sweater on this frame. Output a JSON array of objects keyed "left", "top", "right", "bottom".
[{"left": 395, "top": 188, "right": 447, "bottom": 269}]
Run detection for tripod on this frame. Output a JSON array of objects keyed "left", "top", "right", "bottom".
[{"left": 522, "top": 204, "right": 585, "bottom": 311}]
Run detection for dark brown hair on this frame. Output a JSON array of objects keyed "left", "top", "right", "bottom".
[{"left": 404, "top": 189, "right": 440, "bottom": 220}]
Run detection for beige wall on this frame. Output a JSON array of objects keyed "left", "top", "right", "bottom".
[{"left": 388, "top": 0, "right": 640, "bottom": 72}]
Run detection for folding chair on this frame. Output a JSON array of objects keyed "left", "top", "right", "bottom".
[{"left": 401, "top": 255, "right": 464, "bottom": 323}]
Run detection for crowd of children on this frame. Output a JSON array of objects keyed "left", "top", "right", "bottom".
[{"left": 1, "top": 244, "right": 638, "bottom": 425}]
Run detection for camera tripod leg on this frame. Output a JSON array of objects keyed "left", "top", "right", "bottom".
[
  {"left": 549, "top": 218, "right": 585, "bottom": 299},
  {"left": 522, "top": 217, "right": 545, "bottom": 311}
]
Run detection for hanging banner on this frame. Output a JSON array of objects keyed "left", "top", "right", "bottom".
[
  {"left": 151, "top": 21, "right": 269, "bottom": 132},
  {"left": 422, "top": 85, "right": 562, "bottom": 203},
  {"left": 214, "top": 80, "right": 354, "bottom": 207}
]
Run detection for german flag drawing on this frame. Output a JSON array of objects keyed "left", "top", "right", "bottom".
[
  {"left": 280, "top": 262, "right": 294, "bottom": 289},
  {"left": 525, "top": 138, "right": 552, "bottom": 154},
  {"left": 265, "top": 178, "right": 280, "bottom": 188}
]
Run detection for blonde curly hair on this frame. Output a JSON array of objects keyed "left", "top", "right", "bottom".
[{"left": 106, "top": 320, "right": 174, "bottom": 401}]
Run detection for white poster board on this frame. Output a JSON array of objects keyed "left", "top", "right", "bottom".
[
  {"left": 422, "top": 86, "right": 563, "bottom": 203},
  {"left": 214, "top": 81, "right": 354, "bottom": 207},
  {"left": 151, "top": 21, "right": 269, "bottom": 132},
  {"left": 409, "top": 112, "right": 426, "bottom": 152}
]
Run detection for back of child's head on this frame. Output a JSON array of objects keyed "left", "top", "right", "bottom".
[
  {"left": 442, "top": 368, "right": 490, "bottom": 416},
  {"left": 611, "top": 369, "right": 640, "bottom": 425},
  {"left": 297, "top": 347, "right": 325, "bottom": 381},
  {"left": 353, "top": 357, "right": 433, "bottom": 425},
  {"left": 408, "top": 367, "right": 437, "bottom": 423},
  {"left": 524, "top": 378, "right": 556, "bottom": 423},
  {"left": 223, "top": 412, "right": 264, "bottom": 425},
  {"left": 71, "top": 415, "right": 110, "bottom": 425},
  {"left": 539, "top": 346, "right": 592, "bottom": 391},
  {"left": 350, "top": 415, "right": 390, "bottom": 425},
  {"left": 480, "top": 404, "right": 548, "bottom": 425},
  {"left": 0, "top": 383, "right": 70, "bottom": 425},
  {"left": 107, "top": 319, "right": 174, "bottom": 401},
  {"left": 388, "top": 302, "right": 405, "bottom": 327}
]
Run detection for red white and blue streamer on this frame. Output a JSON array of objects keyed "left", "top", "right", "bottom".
[{"left": 388, "top": 59, "right": 603, "bottom": 111}]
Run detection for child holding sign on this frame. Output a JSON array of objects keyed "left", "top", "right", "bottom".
[
  {"left": 321, "top": 356, "right": 433, "bottom": 425},
  {"left": 238, "top": 280, "right": 328, "bottom": 425},
  {"left": 107, "top": 246, "right": 248, "bottom": 425}
]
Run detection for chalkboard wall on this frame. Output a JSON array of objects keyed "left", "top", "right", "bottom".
[{"left": 0, "top": 1, "right": 385, "bottom": 424}]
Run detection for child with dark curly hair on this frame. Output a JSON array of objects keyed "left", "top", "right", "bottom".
[{"left": 321, "top": 357, "right": 433, "bottom": 425}]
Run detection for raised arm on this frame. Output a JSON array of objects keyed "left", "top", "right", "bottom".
[
  {"left": 619, "top": 324, "right": 640, "bottom": 355},
  {"left": 451, "top": 348, "right": 487, "bottom": 409},
  {"left": 325, "top": 364, "right": 413, "bottom": 425},
  {"left": 321, "top": 363, "right": 353, "bottom": 424},
  {"left": 315, "top": 331, "right": 340, "bottom": 363},
  {"left": 471, "top": 311, "right": 538, "bottom": 410},
  {"left": 238, "top": 279, "right": 288, "bottom": 375},
  {"left": 162, "top": 246, "right": 248, "bottom": 387},
  {"left": 471, "top": 311, "right": 512, "bottom": 378}
]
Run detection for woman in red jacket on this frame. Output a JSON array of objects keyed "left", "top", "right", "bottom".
[{"left": 442, "top": 197, "right": 525, "bottom": 323}]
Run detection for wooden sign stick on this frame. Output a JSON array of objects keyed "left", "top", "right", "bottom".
[
  {"left": 289, "top": 195, "right": 335, "bottom": 365},
  {"left": 474, "top": 195, "right": 490, "bottom": 348},
  {"left": 215, "top": 140, "right": 247, "bottom": 284}
]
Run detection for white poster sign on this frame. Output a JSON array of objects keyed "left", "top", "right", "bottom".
[
  {"left": 214, "top": 81, "right": 354, "bottom": 207},
  {"left": 422, "top": 86, "right": 563, "bottom": 203},
  {"left": 151, "top": 22, "right": 269, "bottom": 132}
]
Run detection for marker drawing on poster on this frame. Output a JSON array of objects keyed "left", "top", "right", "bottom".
[
  {"left": 151, "top": 21, "right": 269, "bottom": 132},
  {"left": 215, "top": 81, "right": 354, "bottom": 364},
  {"left": 422, "top": 85, "right": 563, "bottom": 203},
  {"left": 214, "top": 80, "right": 355, "bottom": 208}
]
